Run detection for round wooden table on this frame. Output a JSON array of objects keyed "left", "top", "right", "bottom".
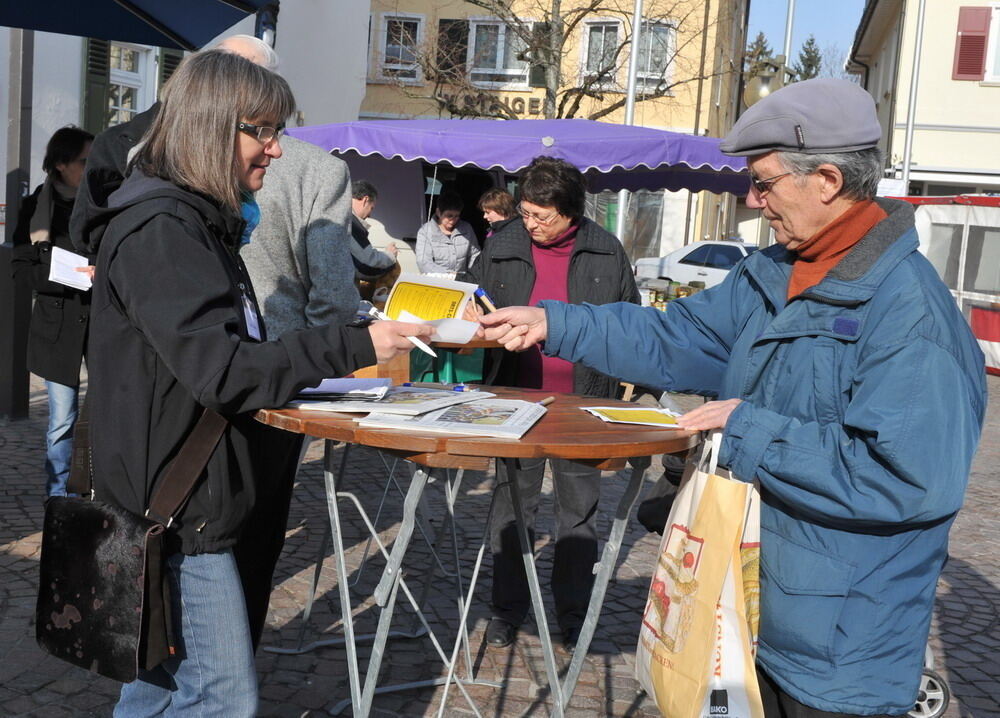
[
  {"left": 256, "top": 386, "right": 697, "bottom": 717},
  {"left": 257, "top": 385, "right": 696, "bottom": 470}
]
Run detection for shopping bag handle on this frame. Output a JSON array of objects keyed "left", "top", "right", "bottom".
[{"left": 695, "top": 429, "right": 724, "bottom": 476}]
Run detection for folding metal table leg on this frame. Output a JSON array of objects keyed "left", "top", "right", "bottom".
[
  {"left": 504, "top": 457, "right": 565, "bottom": 717},
  {"left": 435, "top": 470, "right": 502, "bottom": 717},
  {"left": 326, "top": 488, "right": 497, "bottom": 717},
  {"left": 348, "top": 464, "right": 491, "bottom": 717},
  {"left": 559, "top": 458, "right": 650, "bottom": 705},
  {"left": 323, "top": 439, "right": 363, "bottom": 711}
]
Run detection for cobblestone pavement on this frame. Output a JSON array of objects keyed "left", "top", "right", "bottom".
[{"left": 2, "top": 374, "right": 998, "bottom": 717}]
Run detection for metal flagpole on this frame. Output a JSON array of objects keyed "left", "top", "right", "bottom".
[
  {"left": 614, "top": 0, "right": 644, "bottom": 243},
  {"left": 900, "top": 0, "right": 928, "bottom": 192},
  {"left": 783, "top": 0, "right": 796, "bottom": 61}
]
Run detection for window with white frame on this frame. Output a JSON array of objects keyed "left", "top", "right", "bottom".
[
  {"left": 986, "top": 3, "right": 1000, "bottom": 82},
  {"left": 381, "top": 14, "right": 423, "bottom": 81},
  {"left": 636, "top": 21, "right": 675, "bottom": 92},
  {"left": 584, "top": 21, "right": 620, "bottom": 84},
  {"left": 107, "top": 43, "right": 153, "bottom": 126},
  {"left": 469, "top": 20, "right": 528, "bottom": 86}
]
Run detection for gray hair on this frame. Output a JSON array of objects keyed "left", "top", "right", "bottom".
[
  {"left": 776, "top": 147, "right": 884, "bottom": 201},
  {"left": 135, "top": 50, "right": 295, "bottom": 212},
  {"left": 214, "top": 34, "right": 280, "bottom": 73}
]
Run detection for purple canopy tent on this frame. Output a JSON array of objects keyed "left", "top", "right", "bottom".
[{"left": 287, "top": 118, "right": 749, "bottom": 195}]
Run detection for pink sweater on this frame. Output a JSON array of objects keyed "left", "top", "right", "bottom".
[{"left": 516, "top": 224, "right": 578, "bottom": 392}]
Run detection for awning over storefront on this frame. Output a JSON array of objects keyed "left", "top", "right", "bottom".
[{"left": 289, "top": 119, "right": 750, "bottom": 196}]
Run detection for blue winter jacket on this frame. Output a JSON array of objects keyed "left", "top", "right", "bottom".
[{"left": 541, "top": 199, "right": 986, "bottom": 714}]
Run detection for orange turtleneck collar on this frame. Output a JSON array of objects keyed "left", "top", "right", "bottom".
[{"left": 787, "top": 200, "right": 887, "bottom": 300}]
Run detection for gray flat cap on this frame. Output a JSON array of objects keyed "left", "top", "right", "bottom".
[{"left": 721, "top": 78, "right": 881, "bottom": 156}]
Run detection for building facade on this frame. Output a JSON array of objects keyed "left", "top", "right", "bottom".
[
  {"left": 848, "top": 0, "right": 1000, "bottom": 195},
  {"left": 359, "top": 0, "right": 749, "bottom": 258}
]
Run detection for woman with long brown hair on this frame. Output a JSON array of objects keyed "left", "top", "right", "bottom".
[{"left": 86, "top": 50, "right": 430, "bottom": 715}]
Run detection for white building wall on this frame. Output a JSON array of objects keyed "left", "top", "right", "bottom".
[
  {"left": 1, "top": 29, "right": 85, "bottom": 209},
  {"left": 888, "top": 0, "right": 1000, "bottom": 189},
  {"left": 3, "top": 1, "right": 369, "bottom": 215},
  {"left": 209, "top": 0, "right": 369, "bottom": 126}
]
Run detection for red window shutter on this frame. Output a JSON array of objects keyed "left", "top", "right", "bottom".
[{"left": 953, "top": 6, "right": 991, "bottom": 80}]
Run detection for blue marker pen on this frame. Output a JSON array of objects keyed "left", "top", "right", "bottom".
[{"left": 474, "top": 287, "right": 498, "bottom": 313}]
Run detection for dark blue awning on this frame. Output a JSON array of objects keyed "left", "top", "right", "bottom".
[{"left": 0, "top": 0, "right": 270, "bottom": 50}]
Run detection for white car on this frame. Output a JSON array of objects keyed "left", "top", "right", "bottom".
[{"left": 634, "top": 241, "right": 758, "bottom": 288}]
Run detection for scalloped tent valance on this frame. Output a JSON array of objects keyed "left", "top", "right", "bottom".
[{"left": 288, "top": 119, "right": 750, "bottom": 196}]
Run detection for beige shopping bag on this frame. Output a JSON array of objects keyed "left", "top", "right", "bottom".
[{"left": 636, "top": 430, "right": 763, "bottom": 718}]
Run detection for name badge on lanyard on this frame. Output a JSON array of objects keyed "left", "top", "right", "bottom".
[{"left": 241, "top": 291, "right": 262, "bottom": 341}]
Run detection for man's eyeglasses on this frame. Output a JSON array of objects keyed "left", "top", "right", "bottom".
[
  {"left": 517, "top": 203, "right": 561, "bottom": 226},
  {"left": 237, "top": 121, "right": 286, "bottom": 145},
  {"left": 749, "top": 171, "right": 792, "bottom": 196}
]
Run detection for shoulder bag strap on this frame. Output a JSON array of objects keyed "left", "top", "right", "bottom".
[
  {"left": 145, "top": 408, "right": 228, "bottom": 526},
  {"left": 67, "top": 403, "right": 228, "bottom": 526},
  {"left": 66, "top": 400, "right": 92, "bottom": 496}
]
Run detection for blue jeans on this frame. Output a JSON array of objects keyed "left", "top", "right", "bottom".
[
  {"left": 114, "top": 550, "right": 257, "bottom": 717},
  {"left": 44, "top": 380, "right": 78, "bottom": 497}
]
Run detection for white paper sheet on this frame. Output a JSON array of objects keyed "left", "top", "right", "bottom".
[
  {"left": 48, "top": 246, "right": 92, "bottom": 291},
  {"left": 300, "top": 378, "right": 392, "bottom": 395},
  {"left": 397, "top": 310, "right": 478, "bottom": 344}
]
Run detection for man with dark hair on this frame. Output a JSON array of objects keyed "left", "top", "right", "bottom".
[
  {"left": 416, "top": 191, "right": 479, "bottom": 275},
  {"left": 69, "top": 35, "right": 279, "bottom": 255},
  {"left": 481, "top": 79, "right": 986, "bottom": 715},
  {"left": 350, "top": 179, "right": 398, "bottom": 279}
]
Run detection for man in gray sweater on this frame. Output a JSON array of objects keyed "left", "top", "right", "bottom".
[
  {"left": 238, "top": 134, "right": 362, "bottom": 649},
  {"left": 241, "top": 135, "right": 360, "bottom": 335}
]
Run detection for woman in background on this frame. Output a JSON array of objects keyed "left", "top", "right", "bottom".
[
  {"left": 461, "top": 156, "right": 640, "bottom": 652},
  {"left": 478, "top": 187, "right": 517, "bottom": 239},
  {"left": 415, "top": 191, "right": 480, "bottom": 276},
  {"left": 11, "top": 125, "right": 94, "bottom": 497}
]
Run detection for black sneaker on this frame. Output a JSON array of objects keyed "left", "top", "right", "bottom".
[
  {"left": 562, "top": 625, "right": 583, "bottom": 654},
  {"left": 485, "top": 618, "right": 517, "bottom": 648}
]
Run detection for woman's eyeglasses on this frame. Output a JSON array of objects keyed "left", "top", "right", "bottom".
[
  {"left": 237, "top": 121, "right": 286, "bottom": 145},
  {"left": 749, "top": 171, "right": 792, "bottom": 196},
  {"left": 517, "top": 203, "right": 561, "bottom": 226}
]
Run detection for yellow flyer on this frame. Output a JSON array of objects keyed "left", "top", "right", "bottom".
[
  {"left": 383, "top": 273, "right": 477, "bottom": 321},
  {"left": 584, "top": 406, "right": 684, "bottom": 428}
]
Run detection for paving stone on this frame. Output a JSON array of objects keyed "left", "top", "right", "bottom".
[{"left": 2, "top": 373, "right": 998, "bottom": 716}]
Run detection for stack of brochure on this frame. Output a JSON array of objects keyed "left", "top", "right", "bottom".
[
  {"left": 290, "top": 384, "right": 496, "bottom": 415},
  {"left": 357, "top": 398, "right": 546, "bottom": 439}
]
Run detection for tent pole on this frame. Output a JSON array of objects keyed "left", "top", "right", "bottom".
[
  {"left": 615, "top": 0, "right": 645, "bottom": 244},
  {"left": 900, "top": 0, "right": 927, "bottom": 193},
  {"left": 2, "top": 29, "right": 34, "bottom": 420}
]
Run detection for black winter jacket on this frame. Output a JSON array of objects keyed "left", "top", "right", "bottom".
[
  {"left": 70, "top": 103, "right": 158, "bottom": 256},
  {"left": 11, "top": 185, "right": 90, "bottom": 387},
  {"left": 89, "top": 172, "right": 376, "bottom": 554},
  {"left": 460, "top": 217, "right": 640, "bottom": 398}
]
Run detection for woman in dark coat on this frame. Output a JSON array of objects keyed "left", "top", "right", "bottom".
[
  {"left": 11, "top": 125, "right": 94, "bottom": 497},
  {"left": 84, "top": 50, "right": 430, "bottom": 715},
  {"left": 461, "top": 156, "right": 640, "bottom": 651}
]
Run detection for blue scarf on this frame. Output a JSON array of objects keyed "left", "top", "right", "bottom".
[{"left": 239, "top": 192, "right": 261, "bottom": 248}]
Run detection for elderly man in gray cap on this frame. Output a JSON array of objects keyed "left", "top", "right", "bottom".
[{"left": 479, "top": 78, "right": 986, "bottom": 716}]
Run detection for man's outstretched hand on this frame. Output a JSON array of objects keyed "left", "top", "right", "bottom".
[
  {"left": 478, "top": 306, "right": 548, "bottom": 352},
  {"left": 677, "top": 398, "right": 742, "bottom": 431}
]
